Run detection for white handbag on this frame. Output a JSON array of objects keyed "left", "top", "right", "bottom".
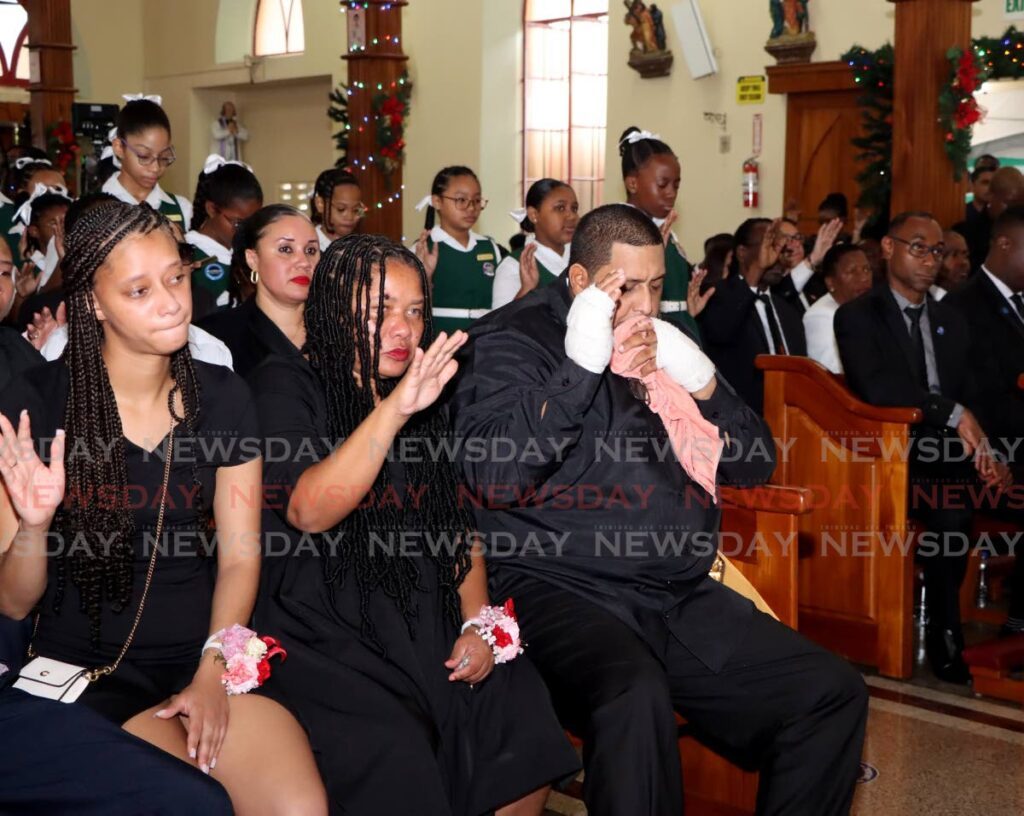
[{"left": 13, "top": 419, "right": 175, "bottom": 703}]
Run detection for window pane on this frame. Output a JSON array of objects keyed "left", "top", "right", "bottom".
[
  {"left": 571, "top": 0, "right": 609, "bottom": 16},
  {"left": 14, "top": 37, "right": 28, "bottom": 81},
  {"left": 526, "top": 0, "right": 572, "bottom": 22},
  {"left": 255, "top": 0, "right": 305, "bottom": 57}
]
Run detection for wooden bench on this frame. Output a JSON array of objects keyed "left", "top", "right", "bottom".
[
  {"left": 963, "top": 634, "right": 1024, "bottom": 704},
  {"left": 758, "top": 355, "right": 920, "bottom": 678}
]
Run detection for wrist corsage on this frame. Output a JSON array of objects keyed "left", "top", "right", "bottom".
[
  {"left": 203, "top": 624, "right": 287, "bottom": 695},
  {"left": 461, "top": 598, "right": 524, "bottom": 664}
]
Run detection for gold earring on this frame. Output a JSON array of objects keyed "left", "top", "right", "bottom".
[{"left": 250, "top": 269, "right": 259, "bottom": 285}]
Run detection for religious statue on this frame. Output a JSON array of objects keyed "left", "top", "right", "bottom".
[
  {"left": 623, "top": 0, "right": 673, "bottom": 78},
  {"left": 210, "top": 101, "right": 249, "bottom": 162},
  {"left": 765, "top": 0, "right": 816, "bottom": 64}
]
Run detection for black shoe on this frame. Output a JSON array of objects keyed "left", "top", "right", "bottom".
[
  {"left": 932, "top": 655, "right": 971, "bottom": 684},
  {"left": 998, "top": 624, "right": 1024, "bottom": 639},
  {"left": 926, "top": 627, "right": 971, "bottom": 685}
]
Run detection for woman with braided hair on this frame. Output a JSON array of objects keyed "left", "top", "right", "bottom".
[
  {"left": 0, "top": 200, "right": 325, "bottom": 813},
  {"left": 250, "top": 233, "right": 578, "bottom": 815}
]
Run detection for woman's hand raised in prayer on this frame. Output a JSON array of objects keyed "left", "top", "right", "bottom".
[
  {"left": 516, "top": 242, "right": 540, "bottom": 299},
  {"left": 414, "top": 230, "right": 440, "bottom": 284},
  {"left": 0, "top": 410, "right": 65, "bottom": 532},
  {"left": 388, "top": 330, "right": 468, "bottom": 418}
]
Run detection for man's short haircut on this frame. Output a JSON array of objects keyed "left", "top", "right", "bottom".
[
  {"left": 970, "top": 165, "right": 995, "bottom": 184},
  {"left": 888, "top": 210, "right": 936, "bottom": 235},
  {"left": 992, "top": 205, "right": 1024, "bottom": 241},
  {"left": 568, "top": 203, "right": 662, "bottom": 274}
]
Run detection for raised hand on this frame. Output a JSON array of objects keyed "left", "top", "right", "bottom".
[
  {"left": 389, "top": 331, "right": 468, "bottom": 417},
  {"left": 757, "top": 218, "right": 783, "bottom": 274},
  {"left": 660, "top": 210, "right": 679, "bottom": 247},
  {"left": 414, "top": 230, "right": 440, "bottom": 283},
  {"left": 517, "top": 242, "right": 540, "bottom": 297},
  {"left": 687, "top": 266, "right": 715, "bottom": 318},
  {"left": 25, "top": 306, "right": 61, "bottom": 350},
  {"left": 810, "top": 217, "right": 844, "bottom": 268},
  {"left": 15, "top": 260, "right": 38, "bottom": 299},
  {"left": 0, "top": 410, "right": 65, "bottom": 531}
]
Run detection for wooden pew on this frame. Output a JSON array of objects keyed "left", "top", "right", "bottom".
[
  {"left": 678, "top": 484, "right": 810, "bottom": 815},
  {"left": 757, "top": 355, "right": 922, "bottom": 679}
]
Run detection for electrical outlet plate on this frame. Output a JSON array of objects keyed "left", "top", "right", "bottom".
[{"left": 719, "top": 134, "right": 731, "bottom": 154}]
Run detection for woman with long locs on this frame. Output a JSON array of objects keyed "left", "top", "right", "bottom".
[
  {"left": 250, "top": 233, "right": 579, "bottom": 815},
  {"left": 0, "top": 201, "right": 326, "bottom": 814}
]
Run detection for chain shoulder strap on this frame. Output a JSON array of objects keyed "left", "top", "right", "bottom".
[{"left": 27, "top": 418, "right": 177, "bottom": 682}]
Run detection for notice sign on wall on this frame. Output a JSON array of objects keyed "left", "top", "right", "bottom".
[
  {"left": 1007, "top": 0, "right": 1024, "bottom": 21},
  {"left": 736, "top": 75, "right": 766, "bottom": 105}
]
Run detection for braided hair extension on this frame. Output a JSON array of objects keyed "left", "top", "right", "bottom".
[
  {"left": 190, "top": 163, "right": 263, "bottom": 233},
  {"left": 304, "top": 233, "right": 473, "bottom": 652},
  {"left": 57, "top": 200, "right": 206, "bottom": 646}
]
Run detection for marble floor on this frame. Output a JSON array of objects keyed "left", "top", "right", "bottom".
[{"left": 544, "top": 673, "right": 1024, "bottom": 815}]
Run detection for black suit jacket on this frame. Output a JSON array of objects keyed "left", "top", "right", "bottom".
[
  {"left": 697, "top": 273, "right": 807, "bottom": 415},
  {"left": 196, "top": 297, "right": 297, "bottom": 379},
  {"left": 944, "top": 271, "right": 1024, "bottom": 452},
  {"left": 773, "top": 270, "right": 828, "bottom": 316},
  {"left": 834, "top": 283, "right": 975, "bottom": 429}
]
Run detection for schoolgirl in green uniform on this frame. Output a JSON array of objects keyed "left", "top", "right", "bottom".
[
  {"left": 619, "top": 126, "right": 704, "bottom": 336},
  {"left": 413, "top": 165, "right": 505, "bottom": 334},
  {"left": 185, "top": 154, "right": 263, "bottom": 316},
  {"left": 310, "top": 168, "right": 365, "bottom": 252},
  {"left": 4, "top": 156, "right": 67, "bottom": 268},
  {"left": 102, "top": 95, "right": 193, "bottom": 229},
  {"left": 492, "top": 178, "right": 578, "bottom": 309}
]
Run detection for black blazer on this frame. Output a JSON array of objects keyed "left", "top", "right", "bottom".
[
  {"left": 835, "top": 283, "right": 974, "bottom": 429},
  {"left": 944, "top": 271, "right": 1024, "bottom": 450},
  {"left": 697, "top": 273, "right": 807, "bottom": 415},
  {"left": 197, "top": 297, "right": 298, "bottom": 379},
  {"left": 773, "top": 270, "right": 828, "bottom": 315}
]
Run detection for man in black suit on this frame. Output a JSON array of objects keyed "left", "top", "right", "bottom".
[
  {"left": 698, "top": 218, "right": 807, "bottom": 415},
  {"left": 835, "top": 211, "right": 1011, "bottom": 683},
  {"left": 945, "top": 206, "right": 1024, "bottom": 635}
]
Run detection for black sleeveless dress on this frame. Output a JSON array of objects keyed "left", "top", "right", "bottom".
[
  {"left": 249, "top": 350, "right": 579, "bottom": 816},
  {"left": 0, "top": 359, "right": 260, "bottom": 724}
]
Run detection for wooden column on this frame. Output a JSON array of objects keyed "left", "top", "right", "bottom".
[
  {"left": 21, "top": 0, "right": 76, "bottom": 151},
  {"left": 888, "top": 0, "right": 977, "bottom": 227},
  {"left": 344, "top": 0, "right": 408, "bottom": 241}
]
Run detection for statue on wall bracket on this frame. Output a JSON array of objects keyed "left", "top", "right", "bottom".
[
  {"left": 765, "top": 0, "right": 816, "bottom": 65},
  {"left": 624, "top": 0, "right": 673, "bottom": 79}
]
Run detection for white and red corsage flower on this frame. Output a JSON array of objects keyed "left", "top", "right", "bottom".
[
  {"left": 204, "top": 624, "right": 287, "bottom": 695},
  {"left": 464, "top": 598, "right": 524, "bottom": 664}
]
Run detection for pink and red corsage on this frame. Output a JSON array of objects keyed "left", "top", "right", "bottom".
[
  {"left": 203, "top": 624, "right": 287, "bottom": 695},
  {"left": 463, "top": 599, "right": 524, "bottom": 664}
]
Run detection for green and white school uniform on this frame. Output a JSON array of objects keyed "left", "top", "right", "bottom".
[
  {"left": 316, "top": 225, "right": 333, "bottom": 253},
  {"left": 102, "top": 172, "right": 193, "bottom": 230},
  {"left": 645, "top": 210, "right": 698, "bottom": 338},
  {"left": 185, "top": 230, "right": 232, "bottom": 307},
  {"left": 426, "top": 225, "right": 506, "bottom": 334},
  {"left": 0, "top": 192, "right": 22, "bottom": 267},
  {"left": 491, "top": 234, "right": 570, "bottom": 309}
]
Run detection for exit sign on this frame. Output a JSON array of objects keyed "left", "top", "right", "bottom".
[{"left": 1007, "top": 0, "right": 1024, "bottom": 21}]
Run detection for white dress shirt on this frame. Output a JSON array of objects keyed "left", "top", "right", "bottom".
[
  {"left": 491, "top": 234, "right": 570, "bottom": 309},
  {"left": 803, "top": 292, "right": 842, "bottom": 374},
  {"left": 40, "top": 324, "right": 233, "bottom": 369},
  {"left": 102, "top": 172, "right": 193, "bottom": 229},
  {"left": 750, "top": 286, "right": 790, "bottom": 354}
]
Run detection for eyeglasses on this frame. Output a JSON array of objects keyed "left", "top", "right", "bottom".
[
  {"left": 120, "top": 140, "right": 176, "bottom": 168},
  {"left": 890, "top": 235, "right": 945, "bottom": 261},
  {"left": 441, "top": 195, "right": 488, "bottom": 212},
  {"left": 779, "top": 232, "right": 805, "bottom": 245}
]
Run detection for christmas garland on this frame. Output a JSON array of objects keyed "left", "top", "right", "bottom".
[
  {"left": 46, "top": 120, "right": 80, "bottom": 176},
  {"left": 328, "top": 83, "right": 351, "bottom": 168},
  {"left": 841, "top": 44, "right": 893, "bottom": 224},
  {"left": 939, "top": 47, "right": 987, "bottom": 180},
  {"left": 371, "top": 70, "right": 412, "bottom": 177}
]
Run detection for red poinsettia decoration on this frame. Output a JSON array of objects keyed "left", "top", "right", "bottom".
[
  {"left": 46, "top": 119, "right": 80, "bottom": 175},
  {"left": 380, "top": 95, "right": 405, "bottom": 127},
  {"left": 953, "top": 99, "right": 983, "bottom": 129},
  {"left": 955, "top": 51, "right": 981, "bottom": 94}
]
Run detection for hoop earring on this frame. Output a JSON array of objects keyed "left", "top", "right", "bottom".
[{"left": 250, "top": 269, "right": 259, "bottom": 285}]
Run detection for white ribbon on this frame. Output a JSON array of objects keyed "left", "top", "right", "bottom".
[
  {"left": 202, "top": 153, "right": 253, "bottom": 175},
  {"left": 13, "top": 184, "right": 71, "bottom": 226},
  {"left": 509, "top": 208, "right": 529, "bottom": 225},
  {"left": 103, "top": 127, "right": 121, "bottom": 167},
  {"left": 122, "top": 93, "right": 163, "bottom": 106},
  {"left": 414, "top": 194, "right": 434, "bottom": 212},
  {"left": 13, "top": 157, "right": 51, "bottom": 170},
  {"left": 620, "top": 129, "right": 661, "bottom": 146}
]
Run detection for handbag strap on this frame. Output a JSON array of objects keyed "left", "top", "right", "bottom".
[{"left": 27, "top": 417, "right": 177, "bottom": 682}]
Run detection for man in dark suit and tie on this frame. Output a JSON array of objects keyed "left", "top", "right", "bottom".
[
  {"left": 698, "top": 218, "right": 807, "bottom": 415},
  {"left": 945, "top": 206, "right": 1024, "bottom": 635},
  {"left": 835, "top": 211, "right": 1011, "bottom": 683}
]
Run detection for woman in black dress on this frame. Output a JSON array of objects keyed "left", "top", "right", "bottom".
[
  {"left": 251, "top": 234, "right": 579, "bottom": 815},
  {"left": 0, "top": 201, "right": 325, "bottom": 813},
  {"left": 198, "top": 204, "right": 319, "bottom": 377}
]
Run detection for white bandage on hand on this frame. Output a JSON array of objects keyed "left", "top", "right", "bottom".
[
  {"left": 564, "top": 284, "right": 616, "bottom": 374},
  {"left": 651, "top": 317, "right": 716, "bottom": 392}
]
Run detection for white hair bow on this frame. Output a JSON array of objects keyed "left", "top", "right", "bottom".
[
  {"left": 103, "top": 126, "right": 121, "bottom": 168},
  {"left": 13, "top": 184, "right": 72, "bottom": 226},
  {"left": 122, "top": 93, "right": 163, "bottom": 106},
  {"left": 414, "top": 194, "right": 434, "bottom": 212},
  {"left": 13, "top": 157, "right": 52, "bottom": 170},
  {"left": 509, "top": 208, "right": 528, "bottom": 225},
  {"left": 203, "top": 153, "right": 253, "bottom": 175},
  {"left": 620, "top": 129, "right": 661, "bottom": 146}
]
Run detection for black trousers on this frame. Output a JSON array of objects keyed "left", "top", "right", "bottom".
[
  {"left": 0, "top": 687, "right": 233, "bottom": 815},
  {"left": 508, "top": 576, "right": 868, "bottom": 816}
]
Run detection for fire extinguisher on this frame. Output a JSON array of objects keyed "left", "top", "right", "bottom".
[{"left": 742, "top": 157, "right": 760, "bottom": 208}]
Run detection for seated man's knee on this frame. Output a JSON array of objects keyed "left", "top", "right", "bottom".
[
  {"left": 174, "top": 768, "right": 233, "bottom": 815},
  {"left": 591, "top": 658, "right": 673, "bottom": 723}
]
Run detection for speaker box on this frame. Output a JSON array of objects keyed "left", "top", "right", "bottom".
[{"left": 671, "top": 0, "right": 718, "bottom": 79}]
